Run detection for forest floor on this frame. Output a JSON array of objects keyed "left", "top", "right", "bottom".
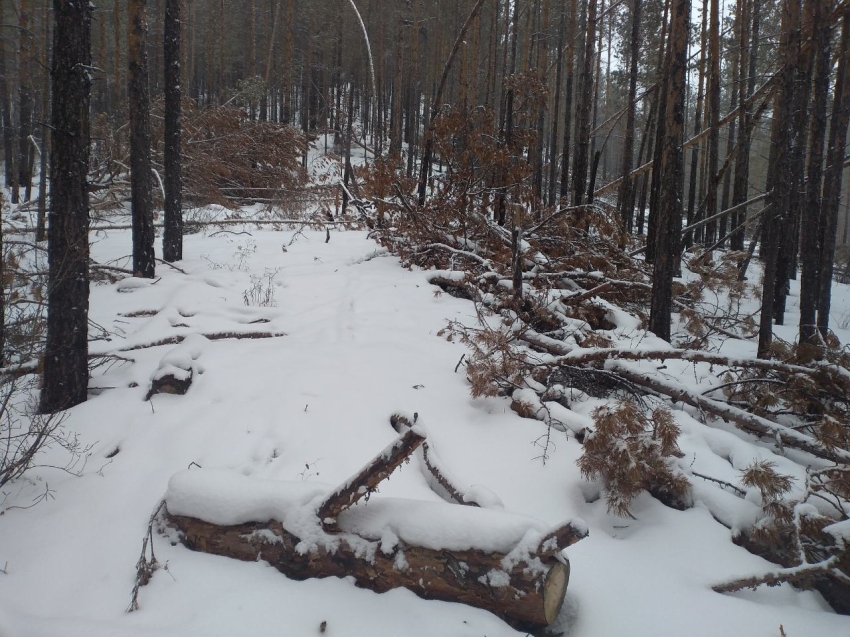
[
  {"left": 2, "top": 144, "right": 850, "bottom": 635},
  {"left": 0, "top": 217, "right": 849, "bottom": 636}
]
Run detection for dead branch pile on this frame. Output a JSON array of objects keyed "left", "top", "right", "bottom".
[
  {"left": 358, "top": 106, "right": 850, "bottom": 612},
  {"left": 162, "top": 101, "right": 305, "bottom": 207},
  {"left": 91, "top": 102, "right": 307, "bottom": 210}
]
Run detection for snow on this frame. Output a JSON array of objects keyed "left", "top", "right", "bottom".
[
  {"left": 338, "top": 497, "right": 548, "bottom": 554},
  {"left": 825, "top": 519, "right": 850, "bottom": 543},
  {"left": 166, "top": 469, "right": 331, "bottom": 526},
  {"left": 1, "top": 199, "right": 849, "bottom": 636},
  {"left": 166, "top": 468, "right": 554, "bottom": 555}
]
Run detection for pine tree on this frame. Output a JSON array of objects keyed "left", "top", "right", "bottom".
[
  {"left": 649, "top": 0, "right": 688, "bottom": 342},
  {"left": 129, "top": 0, "right": 156, "bottom": 278},
  {"left": 163, "top": 0, "right": 183, "bottom": 262},
  {"left": 40, "top": 0, "right": 93, "bottom": 413}
]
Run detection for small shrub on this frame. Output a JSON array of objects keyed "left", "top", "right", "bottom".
[{"left": 243, "top": 268, "right": 281, "bottom": 307}]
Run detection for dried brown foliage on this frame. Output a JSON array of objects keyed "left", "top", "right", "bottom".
[
  {"left": 718, "top": 339, "right": 850, "bottom": 453},
  {"left": 578, "top": 400, "right": 690, "bottom": 517},
  {"left": 155, "top": 101, "right": 305, "bottom": 208},
  {"left": 91, "top": 101, "right": 306, "bottom": 211},
  {"left": 736, "top": 460, "right": 850, "bottom": 604},
  {"left": 357, "top": 70, "right": 850, "bottom": 608}
]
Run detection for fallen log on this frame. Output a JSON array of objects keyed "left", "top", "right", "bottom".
[
  {"left": 165, "top": 509, "right": 576, "bottom": 629},
  {"left": 145, "top": 367, "right": 192, "bottom": 399},
  {"left": 161, "top": 424, "right": 587, "bottom": 629}
]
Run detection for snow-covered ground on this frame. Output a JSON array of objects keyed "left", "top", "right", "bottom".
[{"left": 1, "top": 218, "right": 850, "bottom": 637}]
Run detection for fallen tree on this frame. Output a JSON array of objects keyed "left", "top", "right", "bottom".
[
  {"left": 354, "top": 132, "right": 850, "bottom": 612},
  {"left": 161, "top": 424, "right": 587, "bottom": 629}
]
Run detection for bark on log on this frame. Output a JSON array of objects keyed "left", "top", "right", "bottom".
[
  {"left": 316, "top": 428, "right": 426, "bottom": 531},
  {"left": 390, "top": 413, "right": 489, "bottom": 508},
  {"left": 165, "top": 511, "right": 578, "bottom": 629}
]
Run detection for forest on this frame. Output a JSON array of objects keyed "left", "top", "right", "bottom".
[{"left": 1, "top": 0, "right": 850, "bottom": 635}]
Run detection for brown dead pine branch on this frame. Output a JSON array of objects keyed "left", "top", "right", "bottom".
[{"left": 609, "top": 363, "right": 850, "bottom": 465}]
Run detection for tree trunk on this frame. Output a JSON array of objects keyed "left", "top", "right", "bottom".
[
  {"left": 635, "top": 87, "right": 658, "bottom": 236},
  {"left": 342, "top": 82, "right": 356, "bottom": 214},
  {"left": 703, "top": 0, "right": 720, "bottom": 246},
  {"left": 533, "top": 0, "right": 550, "bottom": 212},
  {"left": 617, "top": 0, "right": 642, "bottom": 229},
  {"left": 1, "top": 0, "right": 18, "bottom": 203},
  {"left": 774, "top": 0, "right": 814, "bottom": 325},
  {"left": 163, "top": 428, "right": 586, "bottom": 630},
  {"left": 40, "top": 0, "right": 93, "bottom": 414},
  {"left": 18, "top": 0, "right": 34, "bottom": 203},
  {"left": 163, "top": 0, "right": 183, "bottom": 263},
  {"left": 389, "top": 11, "right": 405, "bottom": 158},
  {"left": 113, "top": 0, "right": 123, "bottom": 117},
  {"left": 817, "top": 3, "right": 850, "bottom": 336},
  {"left": 36, "top": 9, "right": 51, "bottom": 244},
  {"left": 684, "top": 1, "right": 707, "bottom": 250},
  {"left": 730, "top": 0, "right": 759, "bottom": 252},
  {"left": 129, "top": 0, "right": 156, "bottom": 278},
  {"left": 571, "top": 0, "right": 595, "bottom": 207},
  {"left": 548, "top": 0, "right": 567, "bottom": 207},
  {"left": 718, "top": 6, "right": 740, "bottom": 247},
  {"left": 758, "top": 0, "right": 801, "bottom": 358},
  {"left": 798, "top": 0, "right": 832, "bottom": 345},
  {"left": 649, "top": 0, "right": 688, "bottom": 342},
  {"left": 249, "top": 0, "right": 257, "bottom": 81},
  {"left": 559, "top": 0, "right": 577, "bottom": 201},
  {"left": 0, "top": 0, "right": 11, "bottom": 192},
  {"left": 168, "top": 511, "right": 572, "bottom": 631},
  {"left": 645, "top": 0, "right": 671, "bottom": 263}
]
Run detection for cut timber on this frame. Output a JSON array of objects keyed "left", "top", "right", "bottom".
[
  {"left": 164, "top": 510, "right": 578, "bottom": 629},
  {"left": 161, "top": 418, "right": 588, "bottom": 628}
]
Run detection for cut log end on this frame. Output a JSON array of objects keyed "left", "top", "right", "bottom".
[{"left": 544, "top": 560, "right": 570, "bottom": 624}]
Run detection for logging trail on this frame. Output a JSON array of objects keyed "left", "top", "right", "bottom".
[{"left": 0, "top": 207, "right": 849, "bottom": 635}]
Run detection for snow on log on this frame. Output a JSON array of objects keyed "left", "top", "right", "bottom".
[
  {"left": 145, "top": 335, "right": 208, "bottom": 400},
  {"left": 162, "top": 438, "right": 587, "bottom": 628}
]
